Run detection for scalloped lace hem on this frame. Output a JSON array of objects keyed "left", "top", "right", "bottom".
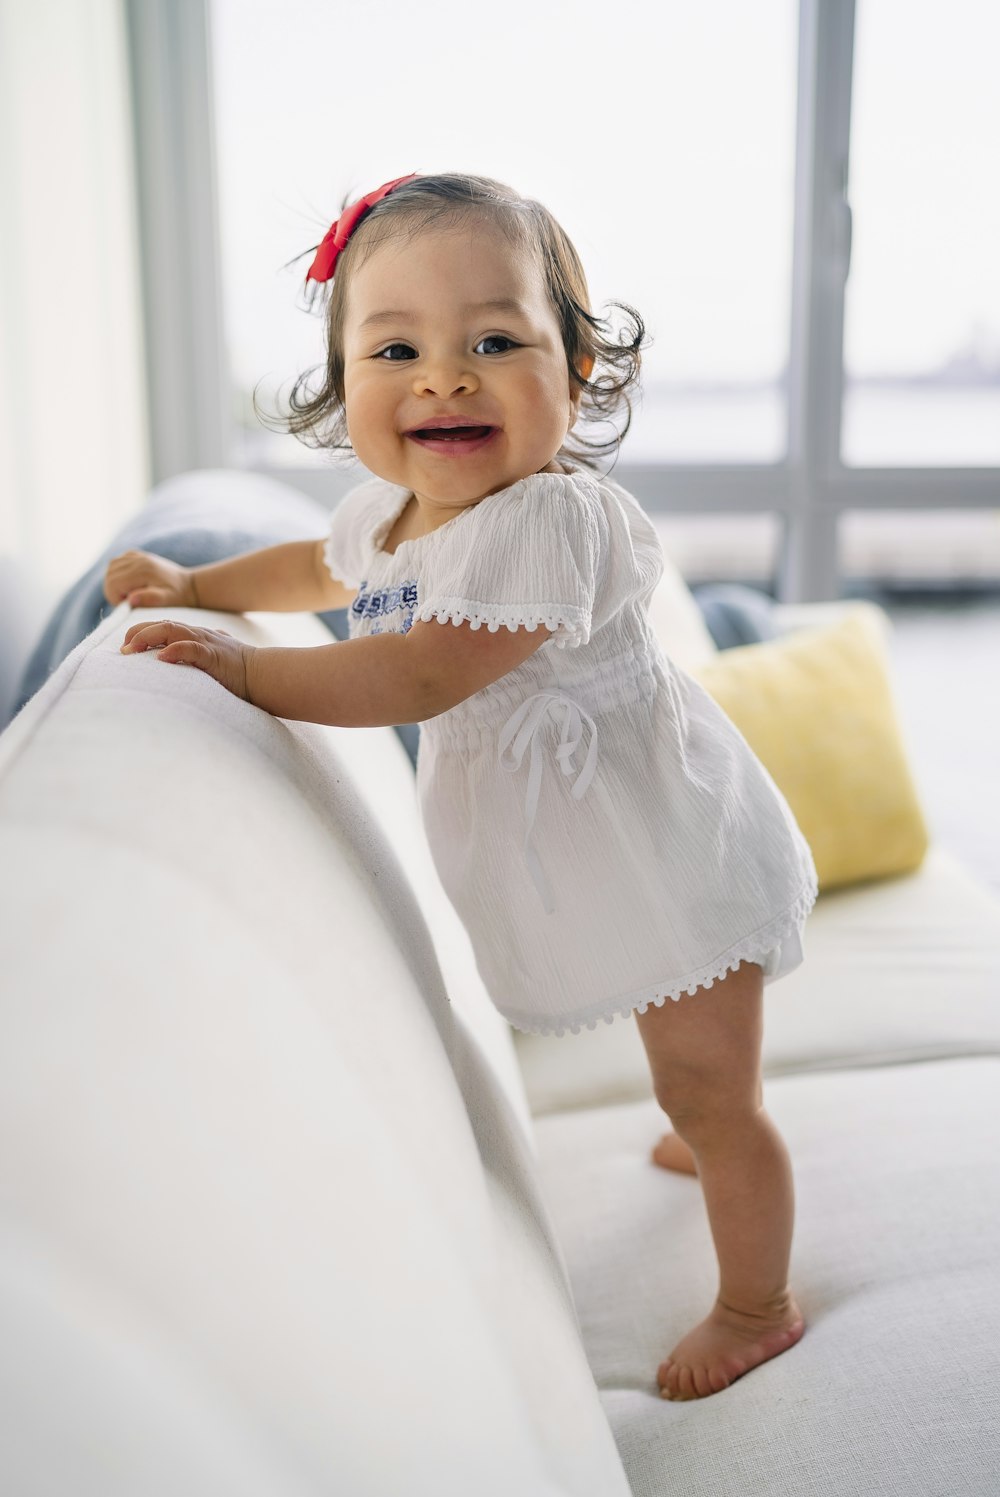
[
  {"left": 414, "top": 597, "right": 589, "bottom": 649},
  {"left": 501, "top": 873, "right": 820, "bottom": 1036}
]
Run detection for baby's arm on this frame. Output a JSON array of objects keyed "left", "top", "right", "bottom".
[
  {"left": 120, "top": 614, "right": 548, "bottom": 725},
  {"left": 104, "top": 540, "right": 357, "bottom": 614}
]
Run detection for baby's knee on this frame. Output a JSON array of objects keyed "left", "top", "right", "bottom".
[{"left": 652, "top": 1065, "right": 762, "bottom": 1142}]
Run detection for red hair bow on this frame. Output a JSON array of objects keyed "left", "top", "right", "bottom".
[{"left": 305, "top": 173, "right": 420, "bottom": 284}]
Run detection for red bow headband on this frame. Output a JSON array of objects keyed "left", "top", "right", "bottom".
[{"left": 305, "top": 173, "right": 420, "bottom": 284}]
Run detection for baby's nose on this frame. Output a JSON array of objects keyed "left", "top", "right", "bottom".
[{"left": 412, "top": 359, "right": 480, "bottom": 398}]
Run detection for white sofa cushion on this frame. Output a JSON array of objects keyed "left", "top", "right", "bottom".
[
  {"left": 0, "top": 606, "right": 630, "bottom": 1497},
  {"left": 0, "top": 1038, "right": 568, "bottom": 1497},
  {"left": 533, "top": 1058, "right": 1000, "bottom": 1497},
  {"left": 515, "top": 846, "right": 1000, "bottom": 1116}
]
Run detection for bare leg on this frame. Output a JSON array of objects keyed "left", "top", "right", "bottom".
[{"left": 635, "top": 961, "right": 804, "bottom": 1399}]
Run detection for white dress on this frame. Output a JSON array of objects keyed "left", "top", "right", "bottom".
[{"left": 324, "top": 466, "right": 819, "bottom": 1036}]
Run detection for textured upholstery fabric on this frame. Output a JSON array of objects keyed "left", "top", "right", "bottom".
[
  {"left": 0, "top": 606, "right": 629, "bottom": 1497},
  {"left": 692, "top": 604, "right": 930, "bottom": 890},
  {"left": 534, "top": 1060, "right": 1000, "bottom": 1497}
]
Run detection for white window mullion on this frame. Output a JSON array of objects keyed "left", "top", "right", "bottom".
[
  {"left": 778, "top": 0, "right": 856, "bottom": 601},
  {"left": 124, "top": 0, "right": 227, "bottom": 483}
]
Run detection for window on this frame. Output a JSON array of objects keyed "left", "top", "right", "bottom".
[
  {"left": 209, "top": 0, "right": 797, "bottom": 468},
  {"left": 131, "top": 0, "right": 999, "bottom": 600},
  {"left": 840, "top": 509, "right": 1000, "bottom": 585},
  {"left": 842, "top": 0, "right": 1000, "bottom": 467}
]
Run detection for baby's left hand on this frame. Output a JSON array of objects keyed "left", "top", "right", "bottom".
[{"left": 121, "top": 619, "right": 253, "bottom": 702}]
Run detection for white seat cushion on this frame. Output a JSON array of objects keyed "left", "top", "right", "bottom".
[
  {"left": 534, "top": 1058, "right": 1000, "bottom": 1497},
  {"left": 515, "top": 847, "right": 1000, "bottom": 1115}
]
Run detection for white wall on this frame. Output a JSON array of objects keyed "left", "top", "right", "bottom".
[{"left": 0, "top": 0, "right": 150, "bottom": 601}]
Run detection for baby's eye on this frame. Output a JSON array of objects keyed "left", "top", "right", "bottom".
[
  {"left": 375, "top": 343, "right": 418, "bottom": 361},
  {"left": 474, "top": 334, "right": 519, "bottom": 356}
]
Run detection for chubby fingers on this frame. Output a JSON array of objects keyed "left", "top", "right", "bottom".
[
  {"left": 120, "top": 619, "right": 196, "bottom": 654},
  {"left": 120, "top": 621, "right": 247, "bottom": 701},
  {"left": 122, "top": 622, "right": 209, "bottom": 670},
  {"left": 125, "top": 586, "right": 170, "bottom": 607},
  {"left": 104, "top": 550, "right": 150, "bottom": 605},
  {"left": 154, "top": 639, "right": 214, "bottom": 668}
]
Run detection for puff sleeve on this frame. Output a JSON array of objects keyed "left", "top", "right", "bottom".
[
  {"left": 413, "top": 473, "right": 604, "bottom": 649},
  {"left": 322, "top": 480, "right": 388, "bottom": 588}
]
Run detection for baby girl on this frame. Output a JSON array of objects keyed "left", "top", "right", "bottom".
[{"left": 107, "top": 172, "right": 818, "bottom": 1401}]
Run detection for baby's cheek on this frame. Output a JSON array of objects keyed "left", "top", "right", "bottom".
[
  {"left": 343, "top": 404, "right": 373, "bottom": 459},
  {"left": 344, "top": 385, "right": 389, "bottom": 454},
  {"left": 523, "top": 386, "right": 574, "bottom": 450}
]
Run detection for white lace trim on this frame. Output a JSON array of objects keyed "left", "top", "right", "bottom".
[
  {"left": 414, "top": 597, "right": 590, "bottom": 649},
  {"left": 501, "top": 873, "right": 820, "bottom": 1037}
]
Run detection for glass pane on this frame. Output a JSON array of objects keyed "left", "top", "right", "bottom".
[
  {"left": 209, "top": 0, "right": 796, "bottom": 469},
  {"left": 840, "top": 509, "right": 1000, "bottom": 586},
  {"left": 653, "top": 513, "right": 781, "bottom": 586},
  {"left": 842, "top": 0, "right": 1000, "bottom": 467}
]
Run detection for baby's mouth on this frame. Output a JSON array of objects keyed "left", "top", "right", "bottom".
[
  {"left": 407, "top": 425, "right": 495, "bottom": 442},
  {"left": 405, "top": 423, "right": 500, "bottom": 456}
]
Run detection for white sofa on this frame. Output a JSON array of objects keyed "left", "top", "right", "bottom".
[{"left": 1, "top": 538, "right": 998, "bottom": 1496}]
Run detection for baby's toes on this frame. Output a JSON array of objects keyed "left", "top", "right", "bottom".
[
  {"left": 661, "top": 1363, "right": 695, "bottom": 1400},
  {"left": 707, "top": 1361, "right": 736, "bottom": 1394},
  {"left": 659, "top": 1357, "right": 734, "bottom": 1400}
]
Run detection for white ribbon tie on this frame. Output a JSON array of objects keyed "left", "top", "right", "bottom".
[{"left": 498, "top": 690, "right": 599, "bottom": 914}]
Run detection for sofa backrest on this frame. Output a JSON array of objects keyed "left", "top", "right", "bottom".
[{"left": 0, "top": 606, "right": 630, "bottom": 1496}]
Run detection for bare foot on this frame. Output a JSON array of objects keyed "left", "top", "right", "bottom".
[
  {"left": 651, "top": 1131, "right": 698, "bottom": 1175},
  {"left": 658, "top": 1296, "right": 805, "bottom": 1400}
]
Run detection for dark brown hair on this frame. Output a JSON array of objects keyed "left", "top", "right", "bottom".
[{"left": 261, "top": 173, "right": 646, "bottom": 469}]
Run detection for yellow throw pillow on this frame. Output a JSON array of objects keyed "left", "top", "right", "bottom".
[{"left": 691, "top": 604, "right": 930, "bottom": 891}]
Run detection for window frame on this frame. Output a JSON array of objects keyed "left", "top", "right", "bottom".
[{"left": 123, "top": 0, "right": 1000, "bottom": 603}]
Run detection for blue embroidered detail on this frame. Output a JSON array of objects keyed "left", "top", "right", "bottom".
[{"left": 351, "top": 579, "right": 418, "bottom": 635}]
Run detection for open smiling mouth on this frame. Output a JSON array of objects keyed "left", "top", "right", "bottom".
[{"left": 406, "top": 425, "right": 497, "bottom": 444}]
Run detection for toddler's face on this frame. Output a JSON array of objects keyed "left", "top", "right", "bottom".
[{"left": 341, "top": 224, "right": 582, "bottom": 517}]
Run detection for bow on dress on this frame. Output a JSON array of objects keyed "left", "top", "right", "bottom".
[{"left": 498, "top": 690, "right": 600, "bottom": 915}]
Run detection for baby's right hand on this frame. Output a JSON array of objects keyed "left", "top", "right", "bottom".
[{"left": 103, "top": 550, "right": 198, "bottom": 609}]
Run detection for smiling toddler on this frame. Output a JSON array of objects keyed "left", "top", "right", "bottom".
[{"left": 107, "top": 173, "right": 818, "bottom": 1402}]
